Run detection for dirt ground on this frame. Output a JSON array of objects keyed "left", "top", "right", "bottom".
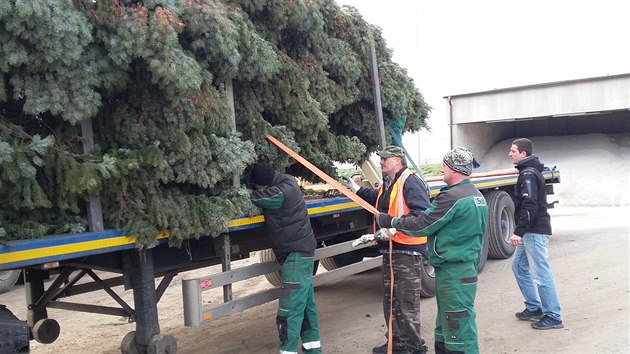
[{"left": 1, "top": 206, "right": 628, "bottom": 354}]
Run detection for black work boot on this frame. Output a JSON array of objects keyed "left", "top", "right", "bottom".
[
  {"left": 515, "top": 308, "right": 543, "bottom": 321},
  {"left": 531, "top": 315, "right": 564, "bottom": 330},
  {"left": 435, "top": 341, "right": 464, "bottom": 354},
  {"left": 409, "top": 345, "right": 429, "bottom": 354},
  {"left": 372, "top": 343, "right": 408, "bottom": 354}
]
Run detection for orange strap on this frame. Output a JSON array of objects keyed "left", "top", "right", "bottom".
[
  {"left": 266, "top": 135, "right": 378, "bottom": 215},
  {"left": 387, "top": 239, "right": 394, "bottom": 354},
  {"left": 268, "top": 134, "right": 392, "bottom": 352}
]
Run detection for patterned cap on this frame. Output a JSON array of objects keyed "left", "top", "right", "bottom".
[
  {"left": 443, "top": 147, "right": 474, "bottom": 176},
  {"left": 376, "top": 146, "right": 405, "bottom": 159}
]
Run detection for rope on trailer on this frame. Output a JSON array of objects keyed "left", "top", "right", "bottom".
[{"left": 268, "top": 134, "right": 396, "bottom": 354}]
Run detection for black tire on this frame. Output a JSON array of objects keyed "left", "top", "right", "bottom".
[
  {"left": 259, "top": 248, "right": 282, "bottom": 286},
  {"left": 419, "top": 253, "right": 435, "bottom": 298},
  {"left": 259, "top": 249, "right": 318, "bottom": 286},
  {"left": 477, "top": 229, "right": 490, "bottom": 273},
  {"left": 319, "top": 251, "right": 363, "bottom": 271},
  {"left": 147, "top": 334, "right": 177, "bottom": 354},
  {"left": 311, "top": 259, "right": 320, "bottom": 276},
  {"left": 121, "top": 331, "right": 140, "bottom": 354},
  {"left": 319, "top": 256, "right": 339, "bottom": 271},
  {"left": 320, "top": 230, "right": 368, "bottom": 271},
  {"left": 0, "top": 270, "right": 21, "bottom": 293},
  {"left": 32, "top": 319, "right": 60, "bottom": 344},
  {"left": 485, "top": 190, "right": 516, "bottom": 259}
]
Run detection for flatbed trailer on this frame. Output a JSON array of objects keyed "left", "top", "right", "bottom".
[{"left": 0, "top": 168, "right": 560, "bottom": 353}]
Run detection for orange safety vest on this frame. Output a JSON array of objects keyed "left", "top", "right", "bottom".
[{"left": 375, "top": 168, "right": 428, "bottom": 245}]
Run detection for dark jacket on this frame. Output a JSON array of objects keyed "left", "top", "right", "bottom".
[
  {"left": 251, "top": 171, "right": 316, "bottom": 263},
  {"left": 513, "top": 155, "right": 552, "bottom": 236},
  {"left": 357, "top": 168, "right": 430, "bottom": 252}
]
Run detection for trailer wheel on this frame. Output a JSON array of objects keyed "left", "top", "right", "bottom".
[
  {"left": 0, "top": 270, "right": 21, "bottom": 293},
  {"left": 319, "top": 230, "right": 368, "bottom": 271},
  {"left": 259, "top": 249, "right": 318, "bottom": 287},
  {"left": 32, "top": 318, "right": 60, "bottom": 344},
  {"left": 312, "top": 260, "right": 319, "bottom": 275},
  {"left": 419, "top": 253, "right": 436, "bottom": 298},
  {"left": 477, "top": 229, "right": 490, "bottom": 273},
  {"left": 121, "top": 331, "right": 140, "bottom": 354},
  {"left": 259, "top": 249, "right": 282, "bottom": 286},
  {"left": 485, "top": 190, "right": 516, "bottom": 259},
  {"left": 148, "top": 334, "right": 177, "bottom": 354},
  {"left": 319, "top": 256, "right": 339, "bottom": 271},
  {"left": 320, "top": 250, "right": 363, "bottom": 271}
]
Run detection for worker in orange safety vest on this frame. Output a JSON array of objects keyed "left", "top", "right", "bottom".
[{"left": 344, "top": 145, "right": 430, "bottom": 354}]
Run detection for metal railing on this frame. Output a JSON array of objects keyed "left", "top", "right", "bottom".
[{"left": 182, "top": 239, "right": 380, "bottom": 326}]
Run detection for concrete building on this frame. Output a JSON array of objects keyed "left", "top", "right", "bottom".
[{"left": 445, "top": 73, "right": 630, "bottom": 161}]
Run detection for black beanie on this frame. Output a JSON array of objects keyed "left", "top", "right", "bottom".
[{"left": 250, "top": 162, "right": 275, "bottom": 185}]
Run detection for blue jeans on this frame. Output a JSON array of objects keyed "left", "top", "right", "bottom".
[{"left": 511, "top": 233, "right": 562, "bottom": 321}]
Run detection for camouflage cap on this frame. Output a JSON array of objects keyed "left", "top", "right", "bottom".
[
  {"left": 376, "top": 146, "right": 405, "bottom": 159},
  {"left": 443, "top": 147, "right": 474, "bottom": 176}
]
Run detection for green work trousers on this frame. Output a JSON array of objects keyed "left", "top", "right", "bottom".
[
  {"left": 277, "top": 252, "right": 322, "bottom": 354},
  {"left": 434, "top": 261, "right": 479, "bottom": 354}
]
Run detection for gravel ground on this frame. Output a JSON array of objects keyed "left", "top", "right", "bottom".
[{"left": 1, "top": 206, "right": 627, "bottom": 354}]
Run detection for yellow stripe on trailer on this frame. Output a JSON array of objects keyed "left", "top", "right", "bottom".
[
  {"left": 228, "top": 215, "right": 265, "bottom": 228},
  {"left": 1, "top": 232, "right": 169, "bottom": 266},
  {"left": 473, "top": 177, "right": 518, "bottom": 189},
  {"left": 227, "top": 201, "right": 360, "bottom": 228},
  {"left": 307, "top": 201, "right": 359, "bottom": 215}
]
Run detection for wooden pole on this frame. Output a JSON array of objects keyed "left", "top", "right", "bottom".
[{"left": 266, "top": 135, "right": 378, "bottom": 215}]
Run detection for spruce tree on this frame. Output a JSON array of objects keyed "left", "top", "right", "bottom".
[{"left": 0, "top": 0, "right": 429, "bottom": 246}]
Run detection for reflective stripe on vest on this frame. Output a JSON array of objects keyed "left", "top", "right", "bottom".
[{"left": 376, "top": 168, "right": 427, "bottom": 245}]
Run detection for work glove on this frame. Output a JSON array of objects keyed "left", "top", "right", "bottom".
[
  {"left": 342, "top": 176, "right": 360, "bottom": 193},
  {"left": 376, "top": 212, "right": 394, "bottom": 228},
  {"left": 352, "top": 233, "right": 377, "bottom": 247},
  {"left": 374, "top": 228, "right": 396, "bottom": 241}
]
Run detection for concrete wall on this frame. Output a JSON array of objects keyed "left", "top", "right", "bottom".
[
  {"left": 449, "top": 74, "right": 630, "bottom": 124},
  {"left": 447, "top": 74, "right": 630, "bottom": 160}
]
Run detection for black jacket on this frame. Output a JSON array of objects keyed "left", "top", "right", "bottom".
[
  {"left": 251, "top": 172, "right": 316, "bottom": 263},
  {"left": 513, "top": 155, "right": 552, "bottom": 236}
]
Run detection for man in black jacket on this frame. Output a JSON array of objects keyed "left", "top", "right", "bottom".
[
  {"left": 250, "top": 162, "right": 322, "bottom": 354},
  {"left": 508, "top": 138, "right": 563, "bottom": 330}
]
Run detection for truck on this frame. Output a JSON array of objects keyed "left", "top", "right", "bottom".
[{"left": 0, "top": 166, "right": 560, "bottom": 353}]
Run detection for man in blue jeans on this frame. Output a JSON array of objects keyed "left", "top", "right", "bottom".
[{"left": 508, "top": 138, "right": 563, "bottom": 330}]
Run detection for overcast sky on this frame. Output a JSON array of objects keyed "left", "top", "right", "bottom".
[{"left": 336, "top": 0, "right": 630, "bottom": 162}]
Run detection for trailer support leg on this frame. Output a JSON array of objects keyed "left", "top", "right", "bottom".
[
  {"left": 221, "top": 234, "right": 232, "bottom": 303},
  {"left": 25, "top": 269, "right": 60, "bottom": 344},
  {"left": 130, "top": 249, "right": 160, "bottom": 349},
  {"left": 122, "top": 249, "right": 177, "bottom": 354},
  {"left": 25, "top": 269, "right": 48, "bottom": 327}
]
